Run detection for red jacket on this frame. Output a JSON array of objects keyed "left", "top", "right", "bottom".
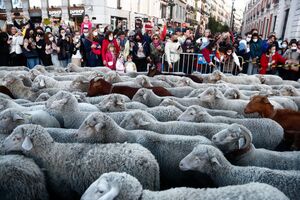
[
  {"left": 105, "top": 51, "right": 117, "bottom": 70},
  {"left": 102, "top": 39, "right": 120, "bottom": 63},
  {"left": 201, "top": 48, "right": 221, "bottom": 63},
  {"left": 260, "top": 52, "right": 286, "bottom": 74},
  {"left": 80, "top": 21, "right": 92, "bottom": 34}
]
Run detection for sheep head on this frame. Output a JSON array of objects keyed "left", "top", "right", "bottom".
[
  {"left": 119, "top": 111, "right": 155, "bottom": 130},
  {"left": 132, "top": 88, "right": 151, "bottom": 103},
  {"left": 32, "top": 75, "right": 47, "bottom": 91},
  {"left": 212, "top": 124, "right": 253, "bottom": 154},
  {"left": 3, "top": 124, "right": 54, "bottom": 153},
  {"left": 97, "top": 94, "right": 126, "bottom": 112},
  {"left": 46, "top": 91, "right": 74, "bottom": 111},
  {"left": 197, "top": 87, "right": 224, "bottom": 103},
  {"left": 0, "top": 109, "right": 29, "bottom": 134},
  {"left": 0, "top": 98, "right": 10, "bottom": 111},
  {"left": 244, "top": 95, "right": 272, "bottom": 115},
  {"left": 159, "top": 98, "right": 178, "bottom": 107},
  {"left": 177, "top": 106, "right": 208, "bottom": 122},
  {"left": 135, "top": 75, "right": 153, "bottom": 87},
  {"left": 81, "top": 172, "right": 142, "bottom": 200},
  {"left": 280, "top": 85, "right": 298, "bottom": 96},
  {"left": 209, "top": 70, "right": 224, "bottom": 82},
  {"left": 224, "top": 88, "right": 240, "bottom": 99},
  {"left": 35, "top": 93, "right": 51, "bottom": 102},
  {"left": 177, "top": 77, "right": 192, "bottom": 87},
  {"left": 179, "top": 144, "right": 223, "bottom": 174},
  {"left": 2, "top": 74, "right": 20, "bottom": 86},
  {"left": 75, "top": 113, "right": 113, "bottom": 143}
]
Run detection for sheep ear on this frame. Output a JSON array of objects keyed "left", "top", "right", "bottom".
[
  {"left": 215, "top": 91, "right": 223, "bottom": 99},
  {"left": 22, "top": 136, "right": 33, "bottom": 151},
  {"left": 210, "top": 157, "right": 221, "bottom": 167},
  {"left": 13, "top": 113, "right": 24, "bottom": 121},
  {"left": 95, "top": 123, "right": 105, "bottom": 132},
  {"left": 40, "top": 79, "right": 45, "bottom": 87},
  {"left": 138, "top": 119, "right": 150, "bottom": 127},
  {"left": 238, "top": 138, "right": 246, "bottom": 149},
  {"left": 142, "top": 93, "right": 148, "bottom": 100}
]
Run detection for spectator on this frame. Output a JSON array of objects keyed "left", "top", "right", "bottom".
[
  {"left": 262, "top": 34, "right": 279, "bottom": 53},
  {"left": 260, "top": 44, "right": 286, "bottom": 75},
  {"left": 237, "top": 32, "right": 252, "bottom": 74},
  {"left": 22, "top": 28, "right": 40, "bottom": 69},
  {"left": 83, "top": 29, "right": 102, "bottom": 67},
  {"left": 125, "top": 54, "right": 137, "bottom": 73},
  {"left": 45, "top": 33, "right": 60, "bottom": 66},
  {"left": 164, "top": 33, "right": 183, "bottom": 72},
  {"left": 0, "top": 32, "right": 10, "bottom": 66},
  {"left": 279, "top": 40, "right": 289, "bottom": 55},
  {"left": 250, "top": 33, "right": 263, "bottom": 74},
  {"left": 117, "top": 31, "right": 130, "bottom": 61},
  {"left": 181, "top": 37, "right": 195, "bottom": 74},
  {"left": 150, "top": 34, "right": 164, "bottom": 71},
  {"left": 57, "top": 29, "right": 72, "bottom": 67},
  {"left": 282, "top": 39, "right": 300, "bottom": 80},
  {"left": 196, "top": 29, "right": 211, "bottom": 51},
  {"left": 105, "top": 44, "right": 117, "bottom": 70},
  {"left": 35, "top": 27, "right": 47, "bottom": 66},
  {"left": 71, "top": 31, "right": 83, "bottom": 67},
  {"left": 201, "top": 39, "right": 220, "bottom": 73},
  {"left": 8, "top": 26, "right": 24, "bottom": 66},
  {"left": 102, "top": 31, "right": 120, "bottom": 66},
  {"left": 132, "top": 31, "right": 150, "bottom": 72},
  {"left": 220, "top": 44, "right": 241, "bottom": 75},
  {"left": 80, "top": 14, "right": 93, "bottom": 34}
]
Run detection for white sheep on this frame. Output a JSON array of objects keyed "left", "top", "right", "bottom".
[
  {"left": 3, "top": 125, "right": 160, "bottom": 199},
  {"left": 212, "top": 123, "right": 300, "bottom": 170},
  {"left": 119, "top": 110, "right": 229, "bottom": 140},
  {"left": 256, "top": 74, "right": 283, "bottom": 85},
  {"left": 74, "top": 112, "right": 213, "bottom": 189},
  {"left": 0, "top": 154, "right": 49, "bottom": 200},
  {"left": 177, "top": 106, "right": 284, "bottom": 150},
  {"left": 209, "top": 70, "right": 261, "bottom": 85},
  {"left": 179, "top": 144, "right": 300, "bottom": 200},
  {"left": 81, "top": 172, "right": 289, "bottom": 200}
]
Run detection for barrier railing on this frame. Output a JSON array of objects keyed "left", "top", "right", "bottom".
[{"left": 161, "top": 53, "right": 243, "bottom": 75}]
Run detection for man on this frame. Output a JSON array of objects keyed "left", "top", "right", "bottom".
[
  {"left": 164, "top": 34, "right": 183, "bottom": 72},
  {"left": 238, "top": 32, "right": 252, "bottom": 73}
]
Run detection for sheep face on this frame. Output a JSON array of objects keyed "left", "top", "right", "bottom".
[
  {"left": 244, "top": 95, "right": 271, "bottom": 114},
  {"left": 135, "top": 75, "right": 153, "bottom": 87},
  {"left": 27, "top": 69, "right": 42, "bottom": 80},
  {"left": 120, "top": 112, "right": 152, "bottom": 130},
  {"left": 197, "top": 87, "right": 224, "bottom": 103},
  {"left": 32, "top": 76, "right": 47, "bottom": 91},
  {"left": 209, "top": 71, "right": 223, "bottom": 82},
  {"left": 177, "top": 78, "right": 191, "bottom": 87},
  {"left": 179, "top": 145, "right": 222, "bottom": 174},
  {"left": 0, "top": 109, "right": 26, "bottom": 134},
  {"left": 224, "top": 89, "right": 239, "bottom": 99},
  {"left": 2, "top": 74, "right": 19, "bottom": 86},
  {"left": 98, "top": 95, "right": 126, "bottom": 112},
  {"left": 81, "top": 172, "right": 142, "bottom": 200},
  {"left": 76, "top": 113, "right": 109, "bottom": 142},
  {"left": 280, "top": 86, "right": 297, "bottom": 96},
  {"left": 46, "top": 91, "right": 72, "bottom": 110},
  {"left": 177, "top": 106, "right": 202, "bottom": 122},
  {"left": 2, "top": 126, "right": 30, "bottom": 152},
  {"left": 132, "top": 89, "right": 149, "bottom": 103},
  {"left": 0, "top": 99, "right": 9, "bottom": 111}
]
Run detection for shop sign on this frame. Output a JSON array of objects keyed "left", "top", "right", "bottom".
[
  {"left": 48, "top": 10, "right": 62, "bottom": 17},
  {"left": 70, "top": 9, "right": 85, "bottom": 16}
]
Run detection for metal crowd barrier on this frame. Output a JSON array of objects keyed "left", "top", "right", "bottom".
[{"left": 161, "top": 53, "right": 243, "bottom": 75}]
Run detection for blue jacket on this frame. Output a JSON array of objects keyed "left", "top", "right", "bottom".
[{"left": 250, "top": 39, "right": 263, "bottom": 59}]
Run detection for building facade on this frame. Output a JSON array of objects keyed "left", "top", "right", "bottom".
[{"left": 242, "top": 0, "right": 300, "bottom": 40}]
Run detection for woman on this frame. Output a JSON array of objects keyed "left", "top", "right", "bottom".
[
  {"left": 8, "top": 26, "right": 24, "bottom": 66},
  {"left": 22, "top": 28, "right": 40, "bottom": 69},
  {"left": 196, "top": 29, "right": 211, "bottom": 51},
  {"left": 250, "top": 33, "right": 263, "bottom": 74},
  {"left": 260, "top": 44, "right": 286, "bottom": 75},
  {"left": 45, "top": 32, "right": 60, "bottom": 67},
  {"left": 71, "top": 30, "right": 83, "bottom": 67},
  {"left": 102, "top": 31, "right": 120, "bottom": 66},
  {"left": 132, "top": 31, "right": 150, "bottom": 72},
  {"left": 84, "top": 29, "right": 102, "bottom": 67},
  {"left": 279, "top": 40, "right": 289, "bottom": 55},
  {"left": 117, "top": 31, "right": 130, "bottom": 61},
  {"left": 57, "top": 29, "right": 72, "bottom": 67},
  {"left": 150, "top": 34, "right": 164, "bottom": 71},
  {"left": 220, "top": 44, "right": 241, "bottom": 75},
  {"left": 181, "top": 37, "right": 195, "bottom": 74},
  {"left": 0, "top": 32, "right": 10, "bottom": 66},
  {"left": 282, "top": 39, "right": 300, "bottom": 80},
  {"left": 201, "top": 40, "right": 220, "bottom": 73}
]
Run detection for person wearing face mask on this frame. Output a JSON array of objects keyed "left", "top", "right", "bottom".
[
  {"left": 0, "top": 32, "right": 10, "bottom": 66},
  {"left": 83, "top": 29, "right": 102, "bottom": 67},
  {"left": 282, "top": 39, "right": 300, "bottom": 80},
  {"left": 260, "top": 44, "right": 286, "bottom": 75},
  {"left": 8, "top": 26, "right": 24, "bottom": 66},
  {"left": 250, "top": 33, "right": 263, "bottom": 74},
  {"left": 71, "top": 31, "right": 83, "bottom": 67},
  {"left": 237, "top": 32, "right": 252, "bottom": 73},
  {"left": 220, "top": 44, "right": 241, "bottom": 75},
  {"left": 22, "top": 28, "right": 40, "bottom": 69},
  {"left": 57, "top": 29, "right": 72, "bottom": 67},
  {"left": 117, "top": 31, "right": 130, "bottom": 61},
  {"left": 279, "top": 40, "right": 289, "bottom": 55},
  {"left": 101, "top": 31, "right": 120, "bottom": 66},
  {"left": 35, "top": 27, "right": 47, "bottom": 66},
  {"left": 164, "top": 34, "right": 182, "bottom": 72},
  {"left": 201, "top": 39, "right": 221, "bottom": 73},
  {"left": 132, "top": 31, "right": 150, "bottom": 72},
  {"left": 180, "top": 37, "right": 195, "bottom": 74},
  {"left": 45, "top": 32, "right": 59, "bottom": 67}
]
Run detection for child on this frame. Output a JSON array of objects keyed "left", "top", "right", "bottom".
[
  {"left": 116, "top": 54, "right": 125, "bottom": 73},
  {"left": 80, "top": 15, "right": 93, "bottom": 34},
  {"left": 105, "top": 44, "right": 117, "bottom": 70},
  {"left": 125, "top": 55, "right": 137, "bottom": 73}
]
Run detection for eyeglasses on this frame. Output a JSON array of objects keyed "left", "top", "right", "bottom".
[{"left": 153, "top": 38, "right": 159, "bottom": 40}]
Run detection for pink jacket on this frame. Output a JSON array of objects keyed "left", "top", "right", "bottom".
[
  {"left": 80, "top": 21, "right": 93, "bottom": 34},
  {"left": 105, "top": 51, "right": 117, "bottom": 70}
]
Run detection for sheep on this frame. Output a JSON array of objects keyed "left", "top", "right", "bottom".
[
  {"left": 75, "top": 112, "right": 213, "bottom": 189},
  {"left": 209, "top": 70, "right": 261, "bottom": 84},
  {"left": 177, "top": 105, "right": 284, "bottom": 149},
  {"left": 0, "top": 108, "right": 61, "bottom": 134},
  {"left": 0, "top": 154, "right": 49, "bottom": 200},
  {"left": 212, "top": 123, "right": 300, "bottom": 170},
  {"left": 87, "top": 78, "right": 173, "bottom": 98},
  {"left": 86, "top": 94, "right": 131, "bottom": 105},
  {"left": 245, "top": 95, "right": 300, "bottom": 150},
  {"left": 165, "top": 86, "right": 195, "bottom": 98},
  {"left": 119, "top": 110, "right": 229, "bottom": 140},
  {"left": 35, "top": 93, "right": 51, "bottom": 102},
  {"left": 197, "top": 87, "right": 260, "bottom": 117},
  {"left": 256, "top": 74, "right": 284, "bottom": 85},
  {"left": 179, "top": 144, "right": 300, "bottom": 200},
  {"left": 0, "top": 97, "right": 45, "bottom": 112},
  {"left": 132, "top": 88, "right": 208, "bottom": 108},
  {"left": 3, "top": 125, "right": 160, "bottom": 199},
  {"left": 66, "top": 63, "right": 112, "bottom": 73},
  {"left": 81, "top": 172, "right": 289, "bottom": 200},
  {"left": 279, "top": 85, "right": 300, "bottom": 96},
  {"left": 224, "top": 88, "right": 298, "bottom": 110}
]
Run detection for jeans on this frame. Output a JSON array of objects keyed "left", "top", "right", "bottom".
[
  {"left": 60, "top": 58, "right": 71, "bottom": 68},
  {"left": 27, "top": 57, "right": 40, "bottom": 69},
  {"left": 51, "top": 54, "right": 61, "bottom": 67}
]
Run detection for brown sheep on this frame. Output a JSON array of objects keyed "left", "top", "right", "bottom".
[
  {"left": 147, "top": 66, "right": 203, "bottom": 83},
  {"left": 244, "top": 95, "right": 300, "bottom": 150},
  {"left": 87, "top": 78, "right": 173, "bottom": 99},
  {"left": 0, "top": 86, "right": 15, "bottom": 99}
]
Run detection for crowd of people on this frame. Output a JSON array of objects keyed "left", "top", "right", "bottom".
[{"left": 0, "top": 14, "right": 300, "bottom": 80}]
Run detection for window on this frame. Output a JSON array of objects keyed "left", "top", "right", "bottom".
[
  {"left": 69, "top": 0, "right": 83, "bottom": 6},
  {"left": 0, "top": 0, "right": 5, "bottom": 9},
  {"left": 29, "top": 0, "right": 41, "bottom": 9},
  {"left": 48, "top": 0, "right": 62, "bottom": 7},
  {"left": 11, "top": 0, "right": 22, "bottom": 9},
  {"left": 272, "top": 16, "right": 277, "bottom": 32}
]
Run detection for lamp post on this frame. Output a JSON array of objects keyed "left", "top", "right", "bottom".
[
  {"left": 168, "top": 0, "right": 175, "bottom": 20},
  {"left": 230, "top": 0, "right": 235, "bottom": 32}
]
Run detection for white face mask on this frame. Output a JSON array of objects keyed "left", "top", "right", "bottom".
[
  {"left": 227, "top": 52, "right": 232, "bottom": 55},
  {"left": 282, "top": 44, "right": 287, "bottom": 48},
  {"left": 253, "top": 39, "right": 258, "bottom": 42},
  {"left": 291, "top": 47, "right": 297, "bottom": 50},
  {"left": 109, "top": 36, "right": 114, "bottom": 40},
  {"left": 271, "top": 50, "right": 276, "bottom": 54},
  {"left": 93, "top": 32, "right": 98, "bottom": 36},
  {"left": 246, "top": 38, "right": 251, "bottom": 42},
  {"left": 49, "top": 37, "right": 54, "bottom": 41},
  {"left": 84, "top": 33, "right": 89, "bottom": 37}
]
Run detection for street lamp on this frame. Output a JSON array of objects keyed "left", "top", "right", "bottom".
[
  {"left": 168, "top": 0, "right": 175, "bottom": 20},
  {"left": 230, "top": 0, "right": 236, "bottom": 32}
]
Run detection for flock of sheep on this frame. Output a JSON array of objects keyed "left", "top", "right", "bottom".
[{"left": 0, "top": 63, "right": 300, "bottom": 200}]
